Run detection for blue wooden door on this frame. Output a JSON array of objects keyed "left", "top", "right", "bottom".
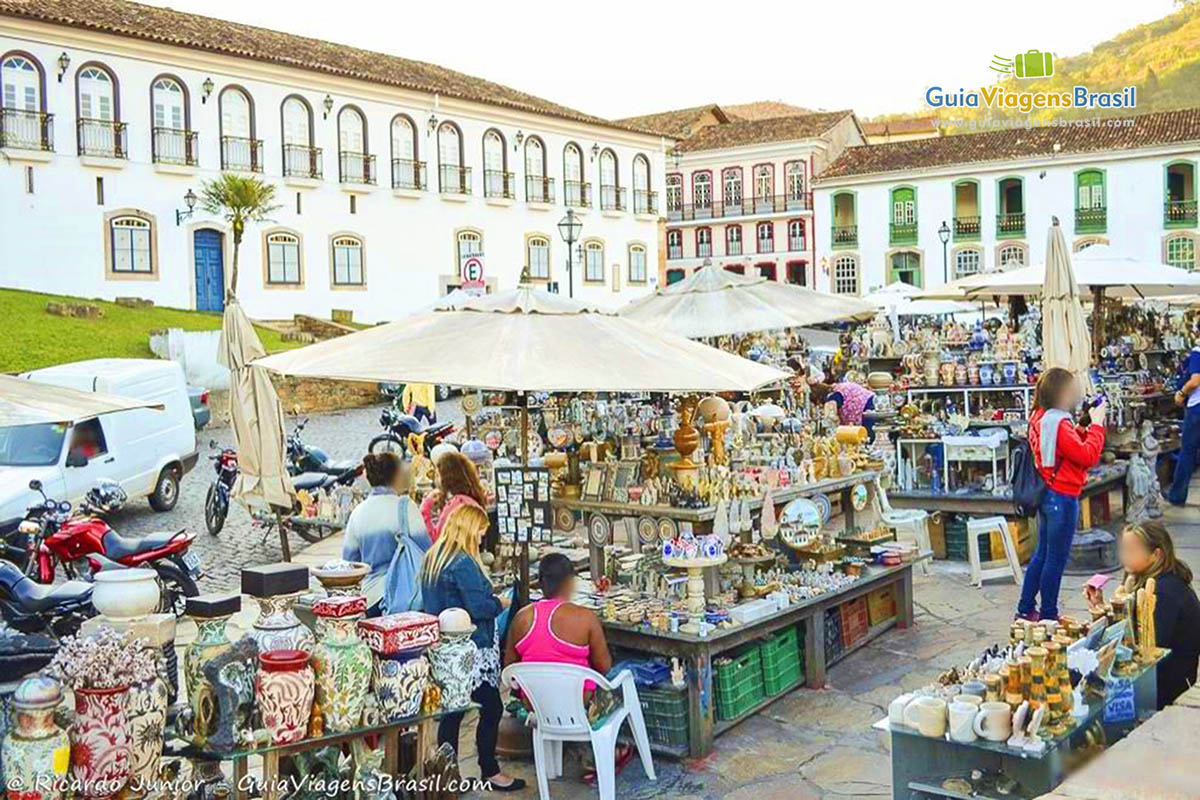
[{"left": 193, "top": 229, "right": 225, "bottom": 312}]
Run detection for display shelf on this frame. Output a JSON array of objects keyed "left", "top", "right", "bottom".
[{"left": 907, "top": 778, "right": 1032, "bottom": 800}]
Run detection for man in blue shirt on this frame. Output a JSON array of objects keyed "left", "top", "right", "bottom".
[{"left": 1167, "top": 343, "right": 1200, "bottom": 506}]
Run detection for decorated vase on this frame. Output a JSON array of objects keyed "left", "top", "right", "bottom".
[
  {"left": 310, "top": 616, "right": 373, "bottom": 733},
  {"left": 428, "top": 634, "right": 477, "bottom": 712},
  {"left": 373, "top": 651, "right": 431, "bottom": 722},
  {"left": 979, "top": 363, "right": 995, "bottom": 386},
  {"left": 1, "top": 677, "right": 70, "bottom": 800},
  {"left": 70, "top": 686, "right": 132, "bottom": 799},
  {"left": 256, "top": 650, "right": 314, "bottom": 745},
  {"left": 124, "top": 673, "right": 169, "bottom": 796},
  {"left": 182, "top": 615, "right": 233, "bottom": 745},
  {"left": 248, "top": 593, "right": 314, "bottom": 655},
  {"left": 1002, "top": 361, "right": 1019, "bottom": 385}
]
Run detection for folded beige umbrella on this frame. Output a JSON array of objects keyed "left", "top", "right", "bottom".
[
  {"left": 1042, "top": 220, "right": 1094, "bottom": 392},
  {"left": 618, "top": 264, "right": 875, "bottom": 338},
  {"left": 255, "top": 287, "right": 789, "bottom": 393},
  {"left": 0, "top": 375, "right": 163, "bottom": 427},
  {"left": 218, "top": 299, "right": 296, "bottom": 514}
]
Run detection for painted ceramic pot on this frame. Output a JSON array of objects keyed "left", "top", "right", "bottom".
[
  {"left": 1002, "top": 361, "right": 1019, "bottom": 385},
  {"left": 373, "top": 651, "right": 431, "bottom": 722},
  {"left": 2, "top": 677, "right": 70, "bottom": 800},
  {"left": 182, "top": 615, "right": 233, "bottom": 745},
  {"left": 70, "top": 686, "right": 132, "bottom": 799},
  {"left": 256, "top": 650, "right": 314, "bottom": 745},
  {"left": 428, "top": 633, "right": 477, "bottom": 712},
  {"left": 310, "top": 617, "right": 373, "bottom": 733},
  {"left": 91, "top": 569, "right": 160, "bottom": 622},
  {"left": 979, "top": 363, "right": 995, "bottom": 386},
  {"left": 124, "top": 673, "right": 169, "bottom": 795},
  {"left": 248, "top": 593, "right": 314, "bottom": 655}
]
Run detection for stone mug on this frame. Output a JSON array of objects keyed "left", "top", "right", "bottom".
[
  {"left": 960, "top": 679, "right": 987, "bottom": 699},
  {"left": 888, "top": 692, "right": 915, "bottom": 727},
  {"left": 973, "top": 701, "right": 1013, "bottom": 742},
  {"left": 953, "top": 693, "right": 982, "bottom": 708},
  {"left": 903, "top": 696, "right": 947, "bottom": 738},
  {"left": 948, "top": 701, "right": 979, "bottom": 743}
]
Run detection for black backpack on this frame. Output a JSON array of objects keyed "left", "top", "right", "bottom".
[{"left": 1010, "top": 438, "right": 1046, "bottom": 518}]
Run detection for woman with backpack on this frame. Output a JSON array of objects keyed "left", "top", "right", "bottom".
[{"left": 1016, "top": 367, "right": 1107, "bottom": 622}]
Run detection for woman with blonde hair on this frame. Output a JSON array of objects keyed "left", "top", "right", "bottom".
[{"left": 421, "top": 497, "right": 522, "bottom": 792}]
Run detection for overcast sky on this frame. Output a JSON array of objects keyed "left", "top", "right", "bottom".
[{"left": 149, "top": 0, "right": 1178, "bottom": 119}]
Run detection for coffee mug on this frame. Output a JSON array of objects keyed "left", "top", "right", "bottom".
[
  {"left": 973, "top": 701, "right": 1013, "bottom": 742},
  {"left": 953, "top": 693, "right": 983, "bottom": 708},
  {"left": 948, "top": 701, "right": 979, "bottom": 743},
  {"left": 888, "top": 692, "right": 915, "bottom": 727},
  {"left": 960, "top": 679, "right": 987, "bottom": 699},
  {"left": 903, "top": 696, "right": 948, "bottom": 738}
]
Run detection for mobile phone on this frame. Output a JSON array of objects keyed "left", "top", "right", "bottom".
[{"left": 1086, "top": 573, "right": 1111, "bottom": 590}]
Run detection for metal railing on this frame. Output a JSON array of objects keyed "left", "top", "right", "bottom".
[
  {"left": 996, "top": 211, "right": 1025, "bottom": 237},
  {"left": 633, "top": 189, "right": 657, "bottom": 215},
  {"left": 564, "top": 180, "right": 591, "bottom": 208},
  {"left": 339, "top": 151, "right": 376, "bottom": 185},
  {"left": 665, "top": 192, "right": 813, "bottom": 221},
  {"left": 1075, "top": 206, "right": 1106, "bottom": 234},
  {"left": 889, "top": 221, "right": 918, "bottom": 245},
  {"left": 831, "top": 225, "right": 858, "bottom": 247},
  {"left": 757, "top": 237, "right": 775, "bottom": 254},
  {"left": 1165, "top": 200, "right": 1197, "bottom": 228},
  {"left": 0, "top": 109, "right": 53, "bottom": 151},
  {"left": 727, "top": 241, "right": 743, "bottom": 256},
  {"left": 696, "top": 241, "right": 712, "bottom": 258},
  {"left": 77, "top": 118, "right": 126, "bottom": 158},
  {"left": 600, "top": 184, "right": 626, "bottom": 211},
  {"left": 953, "top": 215, "right": 981, "bottom": 239},
  {"left": 439, "top": 164, "right": 471, "bottom": 194},
  {"left": 220, "top": 135, "right": 263, "bottom": 172},
  {"left": 667, "top": 245, "right": 683, "bottom": 260},
  {"left": 525, "top": 175, "right": 555, "bottom": 203},
  {"left": 788, "top": 235, "right": 806, "bottom": 252},
  {"left": 484, "top": 169, "right": 515, "bottom": 199},
  {"left": 152, "top": 127, "right": 197, "bottom": 166},
  {"left": 391, "top": 158, "right": 425, "bottom": 190},
  {"left": 283, "top": 144, "right": 323, "bottom": 179}
]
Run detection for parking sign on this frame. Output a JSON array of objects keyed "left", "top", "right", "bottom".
[{"left": 461, "top": 253, "right": 485, "bottom": 291}]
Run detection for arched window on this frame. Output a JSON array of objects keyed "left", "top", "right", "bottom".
[
  {"left": 583, "top": 240, "right": 605, "bottom": 283},
  {"left": 331, "top": 235, "right": 365, "bottom": 286},
  {"left": 2, "top": 53, "right": 48, "bottom": 150},
  {"left": 265, "top": 231, "right": 302, "bottom": 285},
  {"left": 1075, "top": 169, "right": 1106, "bottom": 233},
  {"left": 483, "top": 129, "right": 510, "bottom": 198},
  {"left": 890, "top": 186, "right": 917, "bottom": 244},
  {"left": 722, "top": 168, "right": 743, "bottom": 210},
  {"left": 526, "top": 235, "right": 550, "bottom": 280},
  {"left": 456, "top": 230, "right": 482, "bottom": 271},
  {"left": 665, "top": 173, "right": 682, "bottom": 215},
  {"left": 632, "top": 155, "right": 652, "bottom": 213},
  {"left": 438, "top": 122, "right": 468, "bottom": 194},
  {"left": 785, "top": 161, "right": 806, "bottom": 205},
  {"left": 787, "top": 219, "right": 806, "bottom": 251},
  {"left": 726, "top": 225, "right": 743, "bottom": 256},
  {"left": 753, "top": 164, "right": 774, "bottom": 206},
  {"left": 219, "top": 86, "right": 260, "bottom": 171},
  {"left": 150, "top": 75, "right": 192, "bottom": 165},
  {"left": 1165, "top": 234, "right": 1196, "bottom": 271},
  {"left": 524, "top": 136, "right": 549, "bottom": 202},
  {"left": 599, "top": 149, "right": 622, "bottom": 210},
  {"left": 76, "top": 64, "right": 122, "bottom": 157},
  {"left": 282, "top": 97, "right": 319, "bottom": 179},
  {"left": 998, "top": 243, "right": 1027, "bottom": 268},
  {"left": 696, "top": 227, "right": 712, "bottom": 258},
  {"left": 109, "top": 215, "right": 152, "bottom": 274},
  {"left": 564, "top": 142, "right": 587, "bottom": 206},
  {"left": 756, "top": 221, "right": 774, "bottom": 253},
  {"left": 390, "top": 114, "right": 420, "bottom": 189},
  {"left": 693, "top": 171, "right": 712, "bottom": 213},
  {"left": 628, "top": 243, "right": 647, "bottom": 284},
  {"left": 666, "top": 229, "right": 682, "bottom": 260},
  {"left": 833, "top": 255, "right": 859, "bottom": 295},
  {"left": 890, "top": 251, "right": 922, "bottom": 287},
  {"left": 338, "top": 106, "right": 372, "bottom": 184},
  {"left": 954, "top": 247, "right": 982, "bottom": 279}
]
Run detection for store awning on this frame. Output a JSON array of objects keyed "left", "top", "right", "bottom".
[
  {"left": 617, "top": 265, "right": 875, "bottom": 338},
  {"left": 254, "top": 287, "right": 789, "bottom": 393},
  {"left": 0, "top": 374, "right": 163, "bottom": 427}
]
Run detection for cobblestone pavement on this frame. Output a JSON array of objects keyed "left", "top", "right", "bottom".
[{"left": 110, "top": 397, "right": 464, "bottom": 591}]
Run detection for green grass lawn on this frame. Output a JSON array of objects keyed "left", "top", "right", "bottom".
[{"left": 0, "top": 289, "right": 299, "bottom": 374}]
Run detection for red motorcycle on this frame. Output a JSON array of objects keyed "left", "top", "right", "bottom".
[{"left": 19, "top": 480, "right": 202, "bottom": 616}]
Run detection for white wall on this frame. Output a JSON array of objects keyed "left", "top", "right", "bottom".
[{"left": 0, "top": 25, "right": 665, "bottom": 322}]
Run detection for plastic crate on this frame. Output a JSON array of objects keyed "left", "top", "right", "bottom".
[
  {"left": 638, "top": 685, "right": 689, "bottom": 749},
  {"left": 867, "top": 586, "right": 897, "bottom": 626},
  {"left": 824, "top": 607, "right": 844, "bottom": 662},
  {"left": 714, "top": 645, "right": 764, "bottom": 721},
  {"left": 945, "top": 515, "right": 991, "bottom": 562},
  {"left": 760, "top": 625, "right": 805, "bottom": 696},
  {"left": 840, "top": 597, "right": 870, "bottom": 649}
]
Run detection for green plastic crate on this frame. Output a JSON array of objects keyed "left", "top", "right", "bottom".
[
  {"left": 715, "top": 645, "right": 764, "bottom": 721},
  {"left": 760, "top": 625, "right": 805, "bottom": 696},
  {"left": 638, "top": 686, "right": 689, "bottom": 748}
]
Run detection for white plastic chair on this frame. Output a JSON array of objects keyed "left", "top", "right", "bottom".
[
  {"left": 872, "top": 477, "right": 932, "bottom": 574},
  {"left": 966, "top": 515, "right": 1023, "bottom": 587},
  {"left": 501, "top": 663, "right": 656, "bottom": 800}
]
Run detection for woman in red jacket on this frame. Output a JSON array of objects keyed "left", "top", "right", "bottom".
[{"left": 1016, "top": 368, "right": 1107, "bottom": 622}]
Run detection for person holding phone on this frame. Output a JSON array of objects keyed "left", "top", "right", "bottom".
[{"left": 1016, "top": 368, "right": 1107, "bottom": 622}]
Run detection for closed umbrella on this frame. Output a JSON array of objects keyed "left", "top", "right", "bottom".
[
  {"left": 1041, "top": 220, "right": 1093, "bottom": 392},
  {"left": 0, "top": 375, "right": 163, "bottom": 426}
]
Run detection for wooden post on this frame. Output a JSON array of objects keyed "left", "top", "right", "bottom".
[
  {"left": 1091, "top": 285, "right": 1105, "bottom": 358},
  {"left": 276, "top": 511, "right": 292, "bottom": 562},
  {"left": 519, "top": 401, "right": 531, "bottom": 604}
]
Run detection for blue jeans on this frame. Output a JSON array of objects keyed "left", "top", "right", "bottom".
[
  {"left": 1017, "top": 489, "right": 1079, "bottom": 621},
  {"left": 1167, "top": 404, "right": 1200, "bottom": 505}
]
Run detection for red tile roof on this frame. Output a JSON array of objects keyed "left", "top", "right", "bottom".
[
  {"left": 611, "top": 104, "right": 729, "bottom": 139},
  {"left": 724, "top": 101, "right": 813, "bottom": 121},
  {"left": 676, "top": 110, "right": 855, "bottom": 153},
  {"left": 861, "top": 116, "right": 938, "bottom": 136}
]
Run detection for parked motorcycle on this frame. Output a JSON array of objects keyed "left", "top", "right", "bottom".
[
  {"left": 204, "top": 440, "right": 238, "bottom": 536},
  {"left": 369, "top": 405, "right": 456, "bottom": 455},
  {"left": 17, "top": 480, "right": 202, "bottom": 617},
  {"left": 0, "top": 556, "right": 94, "bottom": 638},
  {"left": 286, "top": 418, "right": 359, "bottom": 477}
]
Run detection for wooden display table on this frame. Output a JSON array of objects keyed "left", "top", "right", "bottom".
[{"left": 889, "top": 464, "right": 1128, "bottom": 517}]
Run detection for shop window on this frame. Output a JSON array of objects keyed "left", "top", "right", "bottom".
[
  {"left": 954, "top": 248, "right": 981, "bottom": 279},
  {"left": 833, "top": 255, "right": 859, "bottom": 295}
]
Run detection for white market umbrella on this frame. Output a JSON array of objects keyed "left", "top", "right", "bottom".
[
  {"left": 0, "top": 375, "right": 163, "bottom": 427},
  {"left": 217, "top": 299, "right": 296, "bottom": 515},
  {"left": 862, "top": 281, "right": 974, "bottom": 316},
  {"left": 1041, "top": 221, "right": 1093, "bottom": 390},
  {"left": 255, "top": 287, "right": 789, "bottom": 393},
  {"left": 618, "top": 265, "right": 875, "bottom": 339}
]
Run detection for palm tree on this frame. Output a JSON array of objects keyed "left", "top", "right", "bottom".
[{"left": 199, "top": 174, "right": 280, "bottom": 300}]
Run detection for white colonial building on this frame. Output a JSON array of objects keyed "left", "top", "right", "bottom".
[
  {"left": 615, "top": 104, "right": 864, "bottom": 289},
  {"left": 0, "top": 0, "right": 667, "bottom": 322},
  {"left": 812, "top": 109, "right": 1200, "bottom": 296}
]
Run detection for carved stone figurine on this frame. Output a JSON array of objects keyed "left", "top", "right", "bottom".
[
  {"left": 1125, "top": 453, "right": 1153, "bottom": 524},
  {"left": 202, "top": 637, "right": 260, "bottom": 753},
  {"left": 1139, "top": 421, "right": 1163, "bottom": 519}
]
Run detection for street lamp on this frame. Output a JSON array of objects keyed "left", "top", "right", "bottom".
[
  {"left": 557, "top": 209, "right": 582, "bottom": 298},
  {"left": 201, "top": 77, "right": 214, "bottom": 104},
  {"left": 322, "top": 94, "right": 334, "bottom": 120},
  {"left": 56, "top": 52, "right": 70, "bottom": 83},
  {"left": 175, "top": 187, "right": 197, "bottom": 226},
  {"left": 938, "top": 220, "right": 951, "bottom": 284}
]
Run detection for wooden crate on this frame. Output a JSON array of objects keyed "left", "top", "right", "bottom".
[
  {"left": 989, "top": 518, "right": 1033, "bottom": 565},
  {"left": 927, "top": 513, "right": 947, "bottom": 560},
  {"left": 866, "top": 586, "right": 897, "bottom": 626}
]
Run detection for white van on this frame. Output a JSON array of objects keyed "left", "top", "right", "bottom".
[{"left": 0, "top": 359, "right": 198, "bottom": 522}]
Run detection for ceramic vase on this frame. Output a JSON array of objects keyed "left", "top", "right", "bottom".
[
  {"left": 70, "top": 686, "right": 132, "bottom": 799},
  {"left": 124, "top": 673, "right": 169, "bottom": 795},
  {"left": 310, "top": 618, "right": 373, "bottom": 733},
  {"left": 428, "top": 634, "right": 477, "bottom": 711},
  {"left": 373, "top": 651, "right": 431, "bottom": 722},
  {"left": 1, "top": 677, "right": 70, "bottom": 800},
  {"left": 256, "top": 650, "right": 314, "bottom": 745},
  {"left": 182, "top": 615, "right": 233, "bottom": 745},
  {"left": 91, "top": 570, "right": 160, "bottom": 622},
  {"left": 248, "top": 593, "right": 314, "bottom": 655},
  {"left": 1002, "top": 361, "right": 1018, "bottom": 385}
]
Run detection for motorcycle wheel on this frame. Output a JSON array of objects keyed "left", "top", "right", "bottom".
[
  {"left": 157, "top": 560, "right": 199, "bottom": 618},
  {"left": 368, "top": 433, "right": 407, "bottom": 455},
  {"left": 205, "top": 483, "right": 228, "bottom": 536}
]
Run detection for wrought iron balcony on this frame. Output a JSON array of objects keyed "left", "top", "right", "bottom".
[
  {"left": 525, "top": 175, "right": 555, "bottom": 203},
  {"left": 889, "top": 221, "right": 918, "bottom": 245},
  {"left": 1, "top": 109, "right": 53, "bottom": 151},
  {"left": 220, "top": 135, "right": 263, "bottom": 172},
  {"left": 831, "top": 225, "right": 858, "bottom": 248},
  {"left": 663, "top": 192, "right": 813, "bottom": 221},
  {"left": 667, "top": 245, "right": 683, "bottom": 260},
  {"left": 1075, "top": 206, "right": 1106, "bottom": 234},
  {"left": 600, "top": 184, "right": 626, "bottom": 211},
  {"left": 996, "top": 211, "right": 1025, "bottom": 237},
  {"left": 564, "top": 180, "right": 591, "bottom": 208},
  {"left": 788, "top": 235, "right": 806, "bottom": 252},
  {"left": 1165, "top": 199, "right": 1198, "bottom": 228},
  {"left": 439, "top": 164, "right": 471, "bottom": 195},
  {"left": 77, "top": 118, "right": 126, "bottom": 158},
  {"left": 283, "top": 144, "right": 323, "bottom": 179},
  {"left": 339, "top": 151, "right": 376, "bottom": 185},
  {"left": 757, "top": 237, "right": 775, "bottom": 254},
  {"left": 633, "top": 190, "right": 658, "bottom": 215},
  {"left": 727, "top": 241, "right": 743, "bottom": 256},
  {"left": 152, "top": 127, "right": 197, "bottom": 166},
  {"left": 953, "top": 215, "right": 981, "bottom": 240},
  {"left": 484, "top": 169, "right": 515, "bottom": 199},
  {"left": 391, "top": 158, "right": 425, "bottom": 190},
  {"left": 696, "top": 241, "right": 712, "bottom": 258}
]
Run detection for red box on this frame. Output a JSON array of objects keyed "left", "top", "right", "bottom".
[
  {"left": 357, "top": 612, "right": 441, "bottom": 654},
  {"left": 312, "top": 595, "right": 367, "bottom": 619},
  {"left": 839, "top": 597, "right": 870, "bottom": 649}
]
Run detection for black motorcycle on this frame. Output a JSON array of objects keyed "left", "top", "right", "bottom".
[
  {"left": 204, "top": 440, "right": 238, "bottom": 536},
  {"left": 286, "top": 418, "right": 359, "bottom": 477},
  {"left": 368, "top": 405, "right": 456, "bottom": 455}
]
